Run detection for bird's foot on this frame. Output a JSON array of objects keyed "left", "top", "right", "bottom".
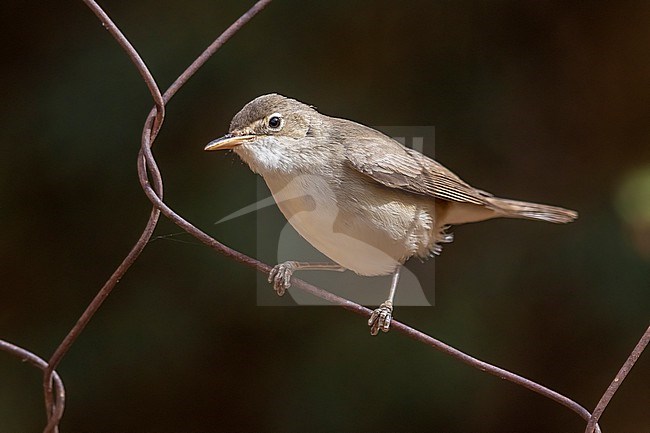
[
  {"left": 268, "top": 261, "right": 299, "bottom": 296},
  {"left": 368, "top": 301, "right": 393, "bottom": 335}
]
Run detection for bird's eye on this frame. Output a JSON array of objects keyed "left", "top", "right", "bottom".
[{"left": 268, "top": 115, "right": 282, "bottom": 129}]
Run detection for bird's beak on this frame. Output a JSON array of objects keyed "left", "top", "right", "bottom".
[{"left": 204, "top": 134, "right": 256, "bottom": 151}]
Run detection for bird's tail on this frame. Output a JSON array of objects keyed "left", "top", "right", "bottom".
[{"left": 487, "top": 197, "right": 578, "bottom": 224}]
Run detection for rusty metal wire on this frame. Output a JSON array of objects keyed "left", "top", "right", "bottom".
[
  {"left": 0, "top": 340, "right": 65, "bottom": 433},
  {"left": 39, "top": 1, "right": 270, "bottom": 431},
  {"left": 1, "top": 1, "right": 647, "bottom": 432},
  {"left": 585, "top": 324, "right": 650, "bottom": 433}
]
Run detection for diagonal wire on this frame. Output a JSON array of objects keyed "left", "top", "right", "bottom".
[
  {"left": 41, "top": 0, "right": 166, "bottom": 425},
  {"left": 137, "top": 142, "right": 602, "bottom": 432},
  {"left": 161, "top": 0, "right": 273, "bottom": 104},
  {"left": 585, "top": 324, "right": 650, "bottom": 433},
  {"left": 40, "top": 1, "right": 271, "bottom": 432}
]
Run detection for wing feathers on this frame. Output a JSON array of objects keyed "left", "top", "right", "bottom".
[{"left": 345, "top": 137, "right": 490, "bottom": 206}]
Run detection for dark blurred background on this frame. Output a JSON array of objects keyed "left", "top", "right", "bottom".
[{"left": 1, "top": 1, "right": 649, "bottom": 432}]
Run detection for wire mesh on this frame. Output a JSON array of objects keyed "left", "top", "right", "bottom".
[{"left": 1, "top": 1, "right": 648, "bottom": 432}]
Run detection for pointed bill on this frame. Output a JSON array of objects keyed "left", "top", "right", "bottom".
[{"left": 204, "top": 134, "right": 256, "bottom": 151}]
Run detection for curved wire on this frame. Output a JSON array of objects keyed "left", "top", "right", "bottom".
[{"left": 0, "top": 340, "right": 66, "bottom": 433}]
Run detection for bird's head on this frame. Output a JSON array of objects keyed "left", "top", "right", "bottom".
[{"left": 205, "top": 94, "right": 324, "bottom": 175}]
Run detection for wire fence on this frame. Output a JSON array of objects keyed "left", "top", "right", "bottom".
[{"left": 1, "top": 1, "right": 649, "bottom": 432}]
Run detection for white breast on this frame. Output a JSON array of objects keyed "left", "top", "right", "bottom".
[{"left": 264, "top": 173, "right": 427, "bottom": 276}]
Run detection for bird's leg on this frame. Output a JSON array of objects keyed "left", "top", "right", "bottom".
[
  {"left": 268, "top": 261, "right": 345, "bottom": 296},
  {"left": 368, "top": 266, "right": 401, "bottom": 335}
]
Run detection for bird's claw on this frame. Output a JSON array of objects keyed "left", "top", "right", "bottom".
[
  {"left": 268, "top": 261, "right": 298, "bottom": 296},
  {"left": 368, "top": 301, "right": 393, "bottom": 335}
]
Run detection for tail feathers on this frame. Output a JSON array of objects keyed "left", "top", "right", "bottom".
[{"left": 488, "top": 197, "right": 578, "bottom": 224}]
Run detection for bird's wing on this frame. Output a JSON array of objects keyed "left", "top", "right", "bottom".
[{"left": 344, "top": 137, "right": 491, "bottom": 206}]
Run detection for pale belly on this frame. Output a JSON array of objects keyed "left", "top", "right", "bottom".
[{"left": 264, "top": 173, "right": 435, "bottom": 276}]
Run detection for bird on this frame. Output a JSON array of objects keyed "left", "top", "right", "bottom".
[{"left": 205, "top": 94, "right": 577, "bottom": 335}]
